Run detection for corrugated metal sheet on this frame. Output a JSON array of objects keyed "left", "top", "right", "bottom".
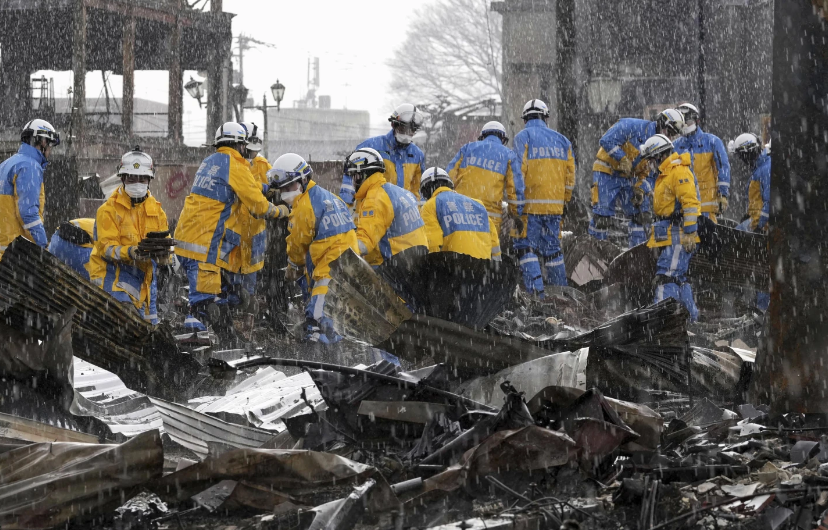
[
  {"left": 149, "top": 397, "right": 274, "bottom": 458},
  {"left": 0, "top": 237, "right": 202, "bottom": 401}
]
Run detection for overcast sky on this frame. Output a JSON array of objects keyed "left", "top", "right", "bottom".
[{"left": 36, "top": 0, "right": 436, "bottom": 146}]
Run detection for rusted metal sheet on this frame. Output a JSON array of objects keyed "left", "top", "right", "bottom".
[{"left": 0, "top": 237, "right": 202, "bottom": 401}]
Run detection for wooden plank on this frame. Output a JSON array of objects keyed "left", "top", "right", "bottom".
[{"left": 0, "top": 413, "right": 98, "bottom": 444}]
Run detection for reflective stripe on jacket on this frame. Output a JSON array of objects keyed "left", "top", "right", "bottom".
[
  {"left": 421, "top": 187, "right": 500, "bottom": 260},
  {"left": 647, "top": 152, "right": 701, "bottom": 249},
  {"left": 674, "top": 126, "right": 731, "bottom": 214},
  {"left": 174, "top": 147, "right": 279, "bottom": 271},
  {"left": 87, "top": 187, "right": 169, "bottom": 322},
  {"left": 747, "top": 151, "right": 771, "bottom": 231},
  {"left": 593, "top": 118, "right": 656, "bottom": 177},
  {"left": 513, "top": 119, "right": 575, "bottom": 215},
  {"left": 237, "top": 154, "right": 272, "bottom": 274},
  {"left": 0, "top": 143, "right": 48, "bottom": 258},
  {"left": 354, "top": 174, "right": 427, "bottom": 266},
  {"left": 339, "top": 130, "right": 425, "bottom": 203},
  {"left": 286, "top": 180, "right": 358, "bottom": 283},
  {"left": 447, "top": 135, "right": 525, "bottom": 218}
]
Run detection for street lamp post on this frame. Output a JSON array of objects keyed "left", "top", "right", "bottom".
[{"left": 247, "top": 80, "right": 285, "bottom": 159}]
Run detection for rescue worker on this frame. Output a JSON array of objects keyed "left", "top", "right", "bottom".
[
  {"left": 674, "top": 103, "right": 731, "bottom": 222},
  {"left": 48, "top": 218, "right": 95, "bottom": 280},
  {"left": 729, "top": 132, "right": 771, "bottom": 311},
  {"left": 640, "top": 134, "right": 701, "bottom": 321},
  {"left": 419, "top": 167, "right": 501, "bottom": 260},
  {"left": 268, "top": 153, "right": 358, "bottom": 343},
  {"left": 233, "top": 121, "right": 271, "bottom": 302},
  {"left": 512, "top": 99, "right": 574, "bottom": 297},
  {"left": 339, "top": 104, "right": 426, "bottom": 205},
  {"left": 87, "top": 148, "right": 170, "bottom": 324},
  {"left": 446, "top": 121, "right": 524, "bottom": 236},
  {"left": 346, "top": 147, "right": 428, "bottom": 265},
  {"left": 729, "top": 133, "right": 770, "bottom": 233},
  {"left": 175, "top": 122, "right": 289, "bottom": 333},
  {"left": 589, "top": 109, "right": 685, "bottom": 247},
  {"left": 0, "top": 119, "right": 60, "bottom": 259}
]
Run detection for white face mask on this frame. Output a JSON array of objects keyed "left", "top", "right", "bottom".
[
  {"left": 281, "top": 189, "right": 302, "bottom": 207},
  {"left": 395, "top": 132, "right": 413, "bottom": 145},
  {"left": 124, "top": 182, "right": 149, "bottom": 199},
  {"left": 681, "top": 123, "right": 697, "bottom": 135}
]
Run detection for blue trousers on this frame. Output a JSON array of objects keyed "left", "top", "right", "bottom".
[
  {"left": 653, "top": 244, "right": 699, "bottom": 321},
  {"left": 590, "top": 171, "right": 653, "bottom": 247},
  {"left": 735, "top": 220, "right": 770, "bottom": 311},
  {"left": 513, "top": 214, "right": 567, "bottom": 290}
]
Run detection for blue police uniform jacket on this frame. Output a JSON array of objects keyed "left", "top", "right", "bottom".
[
  {"left": 340, "top": 130, "right": 426, "bottom": 204},
  {"left": 0, "top": 143, "right": 48, "bottom": 256},
  {"left": 674, "top": 126, "right": 731, "bottom": 213}
]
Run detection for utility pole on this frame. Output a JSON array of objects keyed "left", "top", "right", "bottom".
[{"left": 262, "top": 92, "right": 269, "bottom": 159}]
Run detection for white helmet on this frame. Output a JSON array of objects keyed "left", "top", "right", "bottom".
[
  {"left": 419, "top": 167, "right": 453, "bottom": 201},
  {"left": 522, "top": 99, "right": 550, "bottom": 120},
  {"left": 639, "top": 134, "right": 674, "bottom": 160},
  {"left": 727, "top": 133, "right": 761, "bottom": 154},
  {"left": 388, "top": 103, "right": 424, "bottom": 131},
  {"left": 117, "top": 146, "right": 155, "bottom": 179},
  {"left": 479, "top": 121, "right": 509, "bottom": 144},
  {"left": 240, "top": 121, "right": 262, "bottom": 152},
  {"left": 677, "top": 103, "right": 700, "bottom": 122},
  {"left": 22, "top": 119, "right": 60, "bottom": 146},
  {"left": 214, "top": 121, "right": 248, "bottom": 147},
  {"left": 655, "top": 109, "right": 685, "bottom": 138},
  {"left": 267, "top": 153, "right": 313, "bottom": 189}
]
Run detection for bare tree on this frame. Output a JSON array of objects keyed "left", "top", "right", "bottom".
[{"left": 388, "top": 0, "right": 502, "bottom": 107}]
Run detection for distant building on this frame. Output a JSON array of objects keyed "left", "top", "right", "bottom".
[
  {"left": 266, "top": 107, "right": 371, "bottom": 162},
  {"left": 49, "top": 98, "right": 169, "bottom": 137}
]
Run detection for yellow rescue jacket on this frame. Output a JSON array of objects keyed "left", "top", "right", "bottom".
[
  {"left": 647, "top": 152, "right": 701, "bottom": 249},
  {"left": 236, "top": 154, "right": 272, "bottom": 274},
  {"left": 354, "top": 173, "right": 428, "bottom": 266},
  {"left": 513, "top": 120, "right": 576, "bottom": 215},
  {"left": 421, "top": 187, "right": 500, "bottom": 260},
  {"left": 87, "top": 187, "right": 169, "bottom": 321},
  {"left": 286, "top": 180, "right": 359, "bottom": 284},
  {"left": 174, "top": 147, "right": 280, "bottom": 272}
]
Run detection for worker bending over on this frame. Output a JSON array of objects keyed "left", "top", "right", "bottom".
[
  {"left": 0, "top": 119, "right": 60, "bottom": 259},
  {"left": 640, "top": 134, "right": 701, "bottom": 321},
  {"left": 269, "top": 153, "right": 358, "bottom": 344},
  {"left": 48, "top": 218, "right": 95, "bottom": 279},
  {"left": 175, "top": 122, "right": 288, "bottom": 335},
  {"left": 87, "top": 148, "right": 172, "bottom": 324},
  {"left": 419, "top": 167, "right": 500, "bottom": 260}
]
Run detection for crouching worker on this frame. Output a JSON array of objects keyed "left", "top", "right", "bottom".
[
  {"left": 268, "top": 153, "right": 358, "bottom": 344},
  {"left": 48, "top": 218, "right": 95, "bottom": 279},
  {"left": 419, "top": 167, "right": 501, "bottom": 260},
  {"left": 87, "top": 148, "right": 172, "bottom": 324},
  {"left": 640, "top": 134, "right": 701, "bottom": 321},
  {"left": 346, "top": 147, "right": 428, "bottom": 302}
]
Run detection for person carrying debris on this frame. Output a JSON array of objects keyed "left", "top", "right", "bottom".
[
  {"left": 730, "top": 132, "right": 771, "bottom": 311},
  {"left": 640, "top": 134, "right": 701, "bottom": 321},
  {"left": 674, "top": 103, "right": 731, "bottom": 223},
  {"left": 419, "top": 167, "right": 501, "bottom": 260},
  {"left": 87, "top": 148, "right": 172, "bottom": 324},
  {"left": 339, "top": 104, "right": 426, "bottom": 205},
  {"left": 48, "top": 218, "right": 95, "bottom": 280},
  {"left": 589, "top": 109, "right": 685, "bottom": 247},
  {"left": 175, "top": 122, "right": 289, "bottom": 334},
  {"left": 230, "top": 121, "right": 272, "bottom": 307},
  {"left": 446, "top": 121, "right": 525, "bottom": 237},
  {"left": 268, "top": 153, "right": 358, "bottom": 343},
  {"left": 511, "top": 99, "right": 574, "bottom": 297},
  {"left": 0, "top": 119, "right": 60, "bottom": 260}
]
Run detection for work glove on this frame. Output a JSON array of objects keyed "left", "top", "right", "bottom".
[
  {"left": 274, "top": 204, "right": 290, "bottom": 219},
  {"left": 631, "top": 184, "right": 646, "bottom": 206},
  {"left": 680, "top": 231, "right": 697, "bottom": 254},
  {"left": 593, "top": 215, "right": 612, "bottom": 231},
  {"left": 717, "top": 194, "right": 729, "bottom": 214},
  {"left": 632, "top": 212, "right": 653, "bottom": 226},
  {"left": 510, "top": 214, "right": 528, "bottom": 239},
  {"left": 618, "top": 157, "right": 633, "bottom": 176}
]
